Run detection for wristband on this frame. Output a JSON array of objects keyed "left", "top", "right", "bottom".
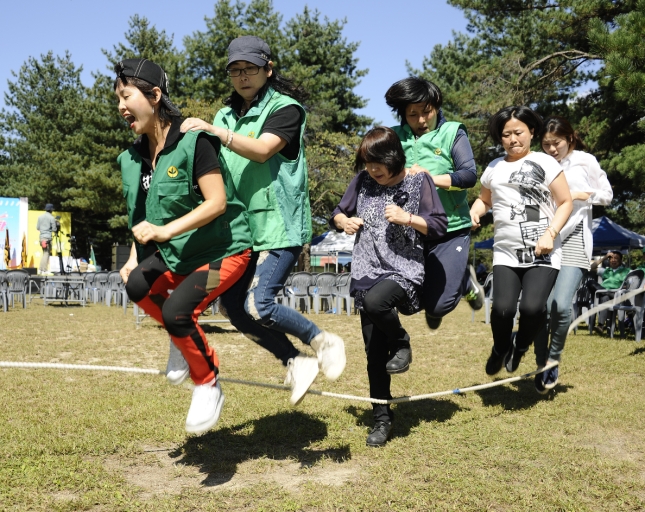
[
  {"left": 407, "top": 213, "right": 413, "bottom": 227},
  {"left": 547, "top": 226, "right": 558, "bottom": 238}
]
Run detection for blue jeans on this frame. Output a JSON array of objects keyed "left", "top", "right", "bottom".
[
  {"left": 534, "top": 265, "right": 585, "bottom": 366},
  {"left": 219, "top": 247, "right": 321, "bottom": 366}
]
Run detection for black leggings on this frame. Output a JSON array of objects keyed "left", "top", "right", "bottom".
[
  {"left": 360, "top": 279, "right": 411, "bottom": 423},
  {"left": 491, "top": 265, "right": 558, "bottom": 356}
]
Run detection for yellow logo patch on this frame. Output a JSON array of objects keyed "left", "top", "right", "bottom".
[
  {"left": 247, "top": 131, "right": 255, "bottom": 138},
  {"left": 167, "top": 166, "right": 178, "bottom": 178},
  {"left": 434, "top": 148, "right": 442, "bottom": 156}
]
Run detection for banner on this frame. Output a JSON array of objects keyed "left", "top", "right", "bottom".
[
  {"left": 0, "top": 197, "right": 28, "bottom": 270},
  {"left": 28, "top": 210, "right": 73, "bottom": 272}
]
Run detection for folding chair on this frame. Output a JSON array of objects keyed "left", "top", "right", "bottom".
[
  {"left": 608, "top": 270, "right": 645, "bottom": 341},
  {"left": 309, "top": 272, "right": 337, "bottom": 313},
  {"left": 288, "top": 272, "right": 313, "bottom": 313}
]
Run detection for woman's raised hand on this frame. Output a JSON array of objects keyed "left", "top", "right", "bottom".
[
  {"left": 343, "top": 217, "right": 364, "bottom": 235},
  {"left": 180, "top": 118, "right": 214, "bottom": 134},
  {"left": 384, "top": 204, "right": 408, "bottom": 225},
  {"left": 407, "top": 163, "right": 429, "bottom": 175}
]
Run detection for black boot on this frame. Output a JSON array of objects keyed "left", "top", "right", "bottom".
[{"left": 386, "top": 344, "right": 412, "bottom": 374}]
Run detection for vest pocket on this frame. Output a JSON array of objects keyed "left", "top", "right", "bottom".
[
  {"left": 247, "top": 186, "right": 275, "bottom": 213},
  {"left": 157, "top": 180, "right": 192, "bottom": 219}
]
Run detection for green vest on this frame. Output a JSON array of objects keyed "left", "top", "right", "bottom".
[
  {"left": 214, "top": 88, "right": 312, "bottom": 251},
  {"left": 392, "top": 121, "right": 472, "bottom": 233},
  {"left": 601, "top": 266, "right": 630, "bottom": 289},
  {"left": 118, "top": 130, "right": 252, "bottom": 274}
]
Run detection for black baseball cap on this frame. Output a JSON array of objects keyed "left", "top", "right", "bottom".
[
  {"left": 227, "top": 36, "right": 271, "bottom": 68},
  {"left": 45, "top": 204, "right": 54, "bottom": 212},
  {"left": 115, "top": 58, "right": 181, "bottom": 116}
]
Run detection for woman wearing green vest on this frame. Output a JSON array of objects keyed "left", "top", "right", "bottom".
[
  {"left": 115, "top": 58, "right": 253, "bottom": 435},
  {"left": 180, "top": 36, "right": 346, "bottom": 406},
  {"left": 385, "top": 78, "right": 484, "bottom": 331}
]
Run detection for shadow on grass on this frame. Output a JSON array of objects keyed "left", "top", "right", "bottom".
[
  {"left": 170, "top": 410, "right": 350, "bottom": 486},
  {"left": 344, "top": 398, "right": 462, "bottom": 441},
  {"left": 475, "top": 378, "right": 573, "bottom": 410},
  {"left": 630, "top": 346, "right": 645, "bottom": 356}
]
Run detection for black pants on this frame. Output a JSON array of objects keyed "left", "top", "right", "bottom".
[
  {"left": 491, "top": 265, "right": 558, "bottom": 356},
  {"left": 360, "top": 279, "right": 410, "bottom": 423}
]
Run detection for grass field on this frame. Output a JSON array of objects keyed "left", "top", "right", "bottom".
[{"left": 0, "top": 299, "right": 644, "bottom": 511}]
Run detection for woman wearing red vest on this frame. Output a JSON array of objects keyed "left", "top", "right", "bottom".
[{"left": 115, "top": 58, "right": 252, "bottom": 435}]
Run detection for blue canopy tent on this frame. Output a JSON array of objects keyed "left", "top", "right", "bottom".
[
  {"left": 472, "top": 216, "right": 645, "bottom": 264},
  {"left": 590, "top": 216, "right": 645, "bottom": 250}
]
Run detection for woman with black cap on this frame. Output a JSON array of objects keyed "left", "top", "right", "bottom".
[
  {"left": 114, "top": 58, "right": 253, "bottom": 435},
  {"left": 181, "top": 36, "right": 346, "bottom": 406}
]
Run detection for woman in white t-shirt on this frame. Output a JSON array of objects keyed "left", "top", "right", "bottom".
[
  {"left": 532, "top": 116, "right": 613, "bottom": 392},
  {"left": 470, "top": 106, "right": 573, "bottom": 377}
]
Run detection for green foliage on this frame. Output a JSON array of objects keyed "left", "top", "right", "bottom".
[
  {"left": 0, "top": 52, "right": 129, "bottom": 264},
  {"left": 305, "top": 131, "right": 361, "bottom": 235},
  {"left": 589, "top": 0, "right": 645, "bottom": 110},
  {"left": 281, "top": 7, "right": 371, "bottom": 133},
  {"left": 182, "top": 0, "right": 284, "bottom": 102},
  {"left": 412, "top": 0, "right": 644, "bottom": 241},
  {"left": 0, "top": 5, "right": 371, "bottom": 266}
]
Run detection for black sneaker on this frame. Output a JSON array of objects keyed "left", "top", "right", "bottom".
[
  {"left": 386, "top": 345, "right": 412, "bottom": 374},
  {"left": 425, "top": 314, "right": 442, "bottom": 331},
  {"left": 504, "top": 332, "right": 525, "bottom": 373},
  {"left": 366, "top": 421, "right": 393, "bottom": 447},
  {"left": 464, "top": 265, "right": 485, "bottom": 311},
  {"left": 485, "top": 346, "right": 507, "bottom": 376},
  {"left": 543, "top": 365, "right": 559, "bottom": 389},
  {"left": 534, "top": 372, "right": 548, "bottom": 395}
]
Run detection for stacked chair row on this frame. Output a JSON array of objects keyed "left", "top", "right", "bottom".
[{"left": 275, "top": 272, "right": 355, "bottom": 316}]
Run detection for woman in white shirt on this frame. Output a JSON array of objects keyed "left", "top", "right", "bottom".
[
  {"left": 470, "top": 106, "right": 573, "bottom": 379},
  {"left": 533, "top": 116, "right": 613, "bottom": 392}
]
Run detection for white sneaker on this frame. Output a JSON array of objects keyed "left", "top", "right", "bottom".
[
  {"left": 284, "top": 356, "right": 319, "bottom": 406},
  {"left": 310, "top": 331, "right": 346, "bottom": 381},
  {"left": 166, "top": 338, "right": 189, "bottom": 386},
  {"left": 185, "top": 380, "right": 225, "bottom": 434}
]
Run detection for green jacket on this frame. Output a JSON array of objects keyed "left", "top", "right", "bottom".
[
  {"left": 392, "top": 121, "right": 472, "bottom": 233},
  {"left": 118, "top": 130, "right": 252, "bottom": 274},
  {"left": 214, "top": 87, "right": 312, "bottom": 251},
  {"left": 601, "top": 266, "right": 630, "bottom": 289}
]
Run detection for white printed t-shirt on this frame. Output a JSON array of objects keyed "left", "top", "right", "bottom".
[{"left": 481, "top": 151, "right": 563, "bottom": 269}]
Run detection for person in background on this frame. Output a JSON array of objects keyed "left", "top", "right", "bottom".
[
  {"left": 533, "top": 116, "right": 613, "bottom": 392},
  {"left": 36, "top": 203, "right": 58, "bottom": 275},
  {"left": 181, "top": 36, "right": 346, "bottom": 406},
  {"left": 385, "top": 77, "right": 484, "bottom": 334},
  {"left": 587, "top": 250, "right": 629, "bottom": 336},
  {"left": 470, "top": 106, "right": 573, "bottom": 378},
  {"left": 332, "top": 127, "right": 447, "bottom": 446},
  {"left": 115, "top": 58, "right": 252, "bottom": 435}
]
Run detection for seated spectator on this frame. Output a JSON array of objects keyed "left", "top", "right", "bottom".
[{"left": 587, "top": 250, "right": 630, "bottom": 334}]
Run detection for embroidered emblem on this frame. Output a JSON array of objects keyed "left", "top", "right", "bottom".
[
  {"left": 247, "top": 131, "right": 256, "bottom": 138},
  {"left": 167, "top": 166, "right": 178, "bottom": 178},
  {"left": 456, "top": 246, "right": 462, "bottom": 252},
  {"left": 434, "top": 148, "right": 442, "bottom": 155}
]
